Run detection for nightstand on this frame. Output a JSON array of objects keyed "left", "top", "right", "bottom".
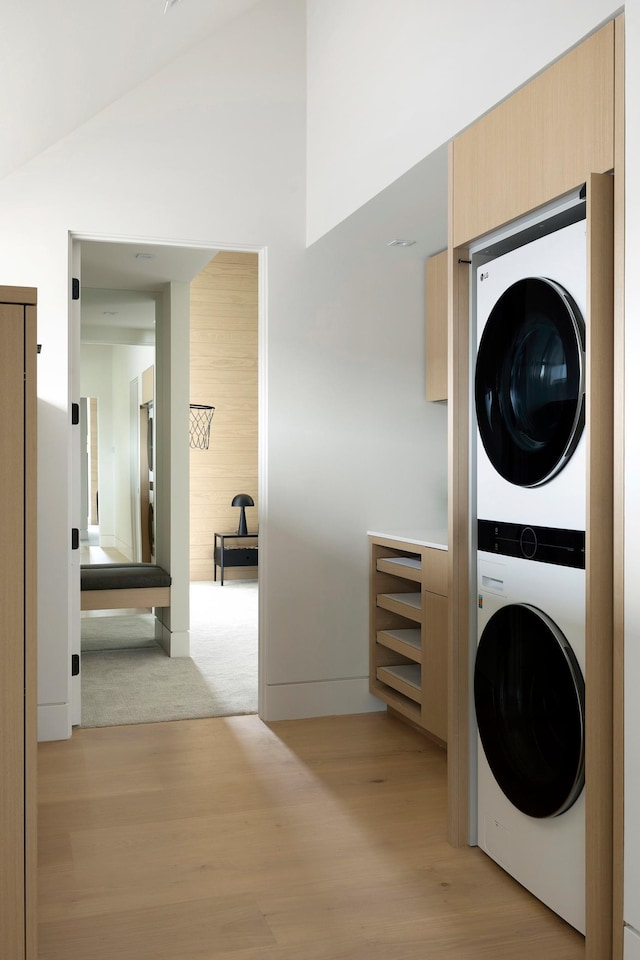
[{"left": 213, "top": 532, "right": 259, "bottom": 585}]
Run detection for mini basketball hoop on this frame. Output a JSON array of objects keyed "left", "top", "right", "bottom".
[{"left": 189, "top": 404, "right": 215, "bottom": 450}]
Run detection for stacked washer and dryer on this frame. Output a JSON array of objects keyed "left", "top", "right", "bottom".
[{"left": 473, "top": 211, "right": 588, "bottom": 933}]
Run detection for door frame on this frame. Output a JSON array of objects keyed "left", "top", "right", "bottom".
[{"left": 69, "top": 231, "right": 268, "bottom": 725}]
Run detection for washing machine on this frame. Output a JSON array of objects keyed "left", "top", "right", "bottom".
[
  {"left": 475, "top": 216, "right": 587, "bottom": 530},
  {"left": 475, "top": 525, "right": 585, "bottom": 933}
]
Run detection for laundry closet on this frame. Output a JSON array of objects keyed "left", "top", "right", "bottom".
[{"left": 446, "top": 18, "right": 622, "bottom": 960}]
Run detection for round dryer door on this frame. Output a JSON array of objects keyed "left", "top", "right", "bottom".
[
  {"left": 475, "top": 277, "right": 585, "bottom": 487},
  {"left": 474, "top": 603, "right": 585, "bottom": 818}
]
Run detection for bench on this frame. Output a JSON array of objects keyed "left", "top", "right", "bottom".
[{"left": 80, "top": 563, "right": 171, "bottom": 611}]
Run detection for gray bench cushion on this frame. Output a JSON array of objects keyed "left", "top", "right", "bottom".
[{"left": 80, "top": 563, "right": 171, "bottom": 591}]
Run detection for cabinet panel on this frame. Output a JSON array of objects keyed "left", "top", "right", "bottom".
[
  {"left": 452, "top": 22, "right": 614, "bottom": 246},
  {"left": 0, "top": 304, "right": 26, "bottom": 960},
  {"left": 426, "top": 250, "right": 448, "bottom": 402},
  {"left": 423, "top": 546, "right": 448, "bottom": 597},
  {"left": 369, "top": 535, "right": 448, "bottom": 742},
  {"left": 0, "top": 292, "right": 37, "bottom": 960},
  {"left": 423, "top": 592, "right": 448, "bottom": 743}
]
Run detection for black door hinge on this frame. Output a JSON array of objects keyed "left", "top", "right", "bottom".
[
  {"left": 71, "top": 402, "right": 80, "bottom": 425},
  {"left": 71, "top": 528, "right": 79, "bottom": 550},
  {"left": 71, "top": 654, "right": 80, "bottom": 677},
  {"left": 72, "top": 278, "right": 80, "bottom": 301}
]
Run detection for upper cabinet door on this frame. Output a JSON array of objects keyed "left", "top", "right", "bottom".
[
  {"left": 451, "top": 21, "right": 614, "bottom": 247},
  {"left": 426, "top": 249, "right": 448, "bottom": 402}
]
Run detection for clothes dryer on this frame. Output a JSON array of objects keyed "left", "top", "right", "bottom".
[
  {"left": 475, "top": 218, "right": 587, "bottom": 530},
  {"left": 475, "top": 523, "right": 585, "bottom": 933}
]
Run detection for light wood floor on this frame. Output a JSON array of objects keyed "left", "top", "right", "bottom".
[{"left": 38, "top": 712, "right": 585, "bottom": 960}]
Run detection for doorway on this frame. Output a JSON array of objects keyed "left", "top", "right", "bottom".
[{"left": 71, "top": 234, "right": 264, "bottom": 728}]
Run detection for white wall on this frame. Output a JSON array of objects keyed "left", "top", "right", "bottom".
[
  {"left": 155, "top": 282, "right": 190, "bottom": 657},
  {"left": 306, "top": 0, "right": 620, "bottom": 243},
  {"left": 1, "top": 0, "right": 306, "bottom": 739},
  {"left": 262, "top": 209, "right": 449, "bottom": 718}
]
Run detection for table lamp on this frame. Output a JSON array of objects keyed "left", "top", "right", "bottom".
[{"left": 231, "top": 494, "right": 254, "bottom": 536}]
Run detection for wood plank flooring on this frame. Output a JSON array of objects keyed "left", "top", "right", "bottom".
[{"left": 38, "top": 712, "right": 585, "bottom": 959}]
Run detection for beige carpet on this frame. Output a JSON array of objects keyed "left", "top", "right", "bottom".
[{"left": 80, "top": 580, "right": 258, "bottom": 728}]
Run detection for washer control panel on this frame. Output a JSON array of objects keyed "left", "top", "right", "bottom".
[{"left": 478, "top": 519, "right": 585, "bottom": 569}]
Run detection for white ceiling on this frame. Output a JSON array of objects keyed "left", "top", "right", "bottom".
[
  {"left": 1, "top": 0, "right": 263, "bottom": 181},
  {"left": 80, "top": 238, "right": 218, "bottom": 342}
]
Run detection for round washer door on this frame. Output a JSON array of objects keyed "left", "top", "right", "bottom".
[
  {"left": 474, "top": 602, "right": 585, "bottom": 818},
  {"left": 475, "top": 276, "right": 585, "bottom": 487}
]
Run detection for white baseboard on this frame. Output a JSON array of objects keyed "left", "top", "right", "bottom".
[
  {"left": 260, "top": 677, "right": 386, "bottom": 722},
  {"left": 38, "top": 702, "right": 72, "bottom": 742},
  {"left": 625, "top": 926, "right": 640, "bottom": 959},
  {"left": 155, "top": 619, "right": 190, "bottom": 657}
]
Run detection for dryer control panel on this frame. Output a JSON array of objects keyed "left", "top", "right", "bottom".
[{"left": 478, "top": 519, "right": 585, "bottom": 569}]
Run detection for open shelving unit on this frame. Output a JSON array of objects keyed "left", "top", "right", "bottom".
[{"left": 369, "top": 533, "right": 448, "bottom": 743}]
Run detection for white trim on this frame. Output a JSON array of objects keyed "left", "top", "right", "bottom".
[
  {"left": 38, "top": 703, "right": 71, "bottom": 742},
  {"left": 262, "top": 678, "right": 386, "bottom": 722},
  {"left": 257, "top": 246, "right": 268, "bottom": 721},
  {"left": 68, "top": 230, "right": 268, "bottom": 733},
  {"left": 71, "top": 230, "right": 266, "bottom": 255},
  {"left": 155, "top": 618, "right": 189, "bottom": 657},
  {"left": 468, "top": 186, "right": 586, "bottom": 256}
]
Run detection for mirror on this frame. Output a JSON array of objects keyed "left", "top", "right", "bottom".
[{"left": 80, "top": 287, "right": 157, "bottom": 565}]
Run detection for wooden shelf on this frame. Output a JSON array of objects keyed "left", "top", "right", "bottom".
[
  {"left": 369, "top": 534, "right": 448, "bottom": 743},
  {"left": 377, "top": 628, "right": 422, "bottom": 662},
  {"left": 377, "top": 592, "right": 422, "bottom": 621},
  {"left": 377, "top": 664, "right": 422, "bottom": 703},
  {"left": 371, "top": 679, "right": 422, "bottom": 725},
  {"left": 377, "top": 555, "right": 422, "bottom": 583}
]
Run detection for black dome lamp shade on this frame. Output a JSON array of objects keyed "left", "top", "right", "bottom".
[{"left": 232, "top": 494, "right": 254, "bottom": 536}]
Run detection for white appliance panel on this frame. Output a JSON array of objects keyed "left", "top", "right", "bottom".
[
  {"left": 476, "top": 219, "right": 587, "bottom": 530},
  {"left": 476, "top": 552, "right": 585, "bottom": 933}
]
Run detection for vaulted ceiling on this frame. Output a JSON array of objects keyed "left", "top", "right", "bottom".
[{"left": 1, "top": 0, "right": 263, "bottom": 181}]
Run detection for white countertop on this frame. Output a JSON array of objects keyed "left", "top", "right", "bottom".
[{"left": 367, "top": 529, "right": 448, "bottom": 551}]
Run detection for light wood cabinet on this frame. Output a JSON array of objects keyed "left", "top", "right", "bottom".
[
  {"left": 451, "top": 21, "right": 614, "bottom": 246},
  {"left": 425, "top": 250, "right": 448, "bottom": 402},
  {"left": 369, "top": 533, "right": 448, "bottom": 742},
  {"left": 0, "top": 286, "right": 37, "bottom": 960},
  {"left": 446, "top": 16, "right": 621, "bottom": 954}
]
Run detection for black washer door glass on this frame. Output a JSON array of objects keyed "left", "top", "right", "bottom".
[
  {"left": 474, "top": 603, "right": 585, "bottom": 818},
  {"left": 475, "top": 276, "right": 585, "bottom": 487}
]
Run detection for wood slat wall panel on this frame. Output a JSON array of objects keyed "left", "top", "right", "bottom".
[
  {"left": 189, "top": 251, "right": 258, "bottom": 581},
  {"left": 452, "top": 22, "right": 614, "bottom": 246}
]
